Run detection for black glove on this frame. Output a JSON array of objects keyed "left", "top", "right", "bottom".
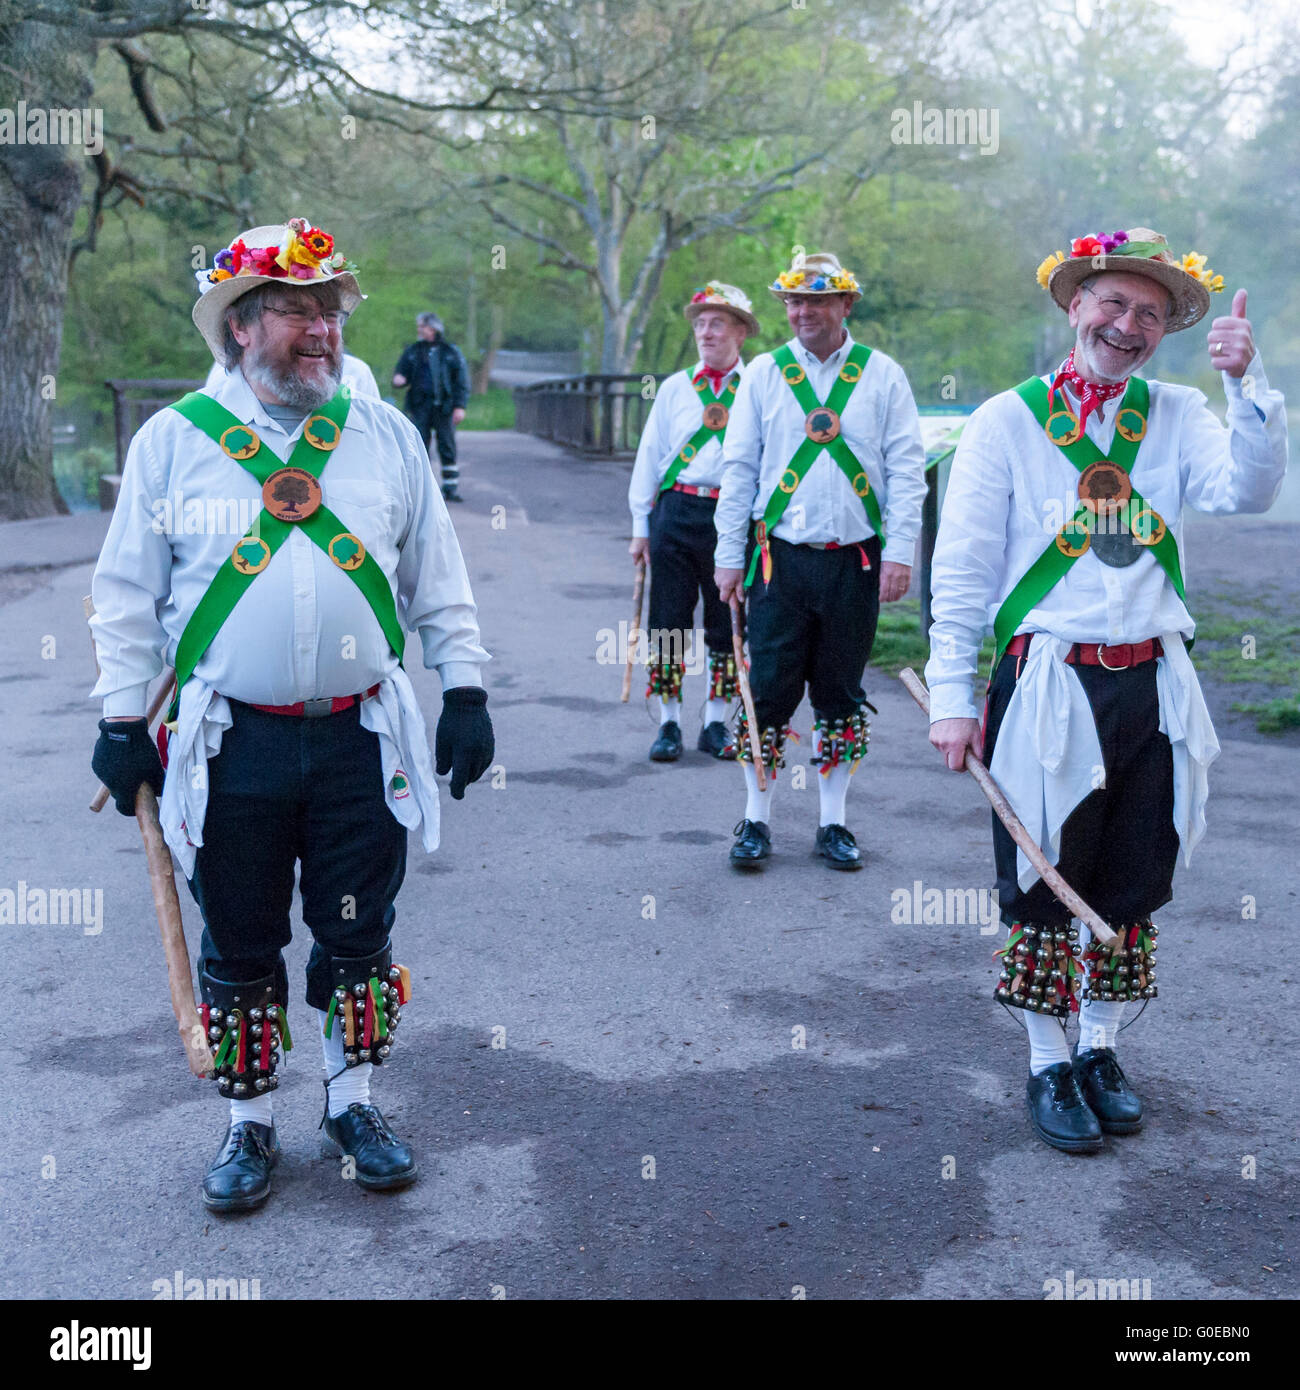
[
  {"left": 434, "top": 687, "right": 494, "bottom": 800},
  {"left": 92, "top": 717, "right": 165, "bottom": 817}
]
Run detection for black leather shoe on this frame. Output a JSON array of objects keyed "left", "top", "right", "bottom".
[
  {"left": 650, "top": 721, "right": 683, "bottom": 761},
  {"left": 1072, "top": 1046, "right": 1143, "bottom": 1133},
  {"left": 697, "top": 721, "right": 736, "bottom": 759},
  {"left": 202, "top": 1120, "right": 279, "bottom": 1213},
  {"left": 322, "top": 1103, "right": 418, "bottom": 1190},
  {"left": 442, "top": 485, "right": 463, "bottom": 503},
  {"left": 1025, "top": 1062, "right": 1103, "bottom": 1153},
  {"left": 814, "top": 823, "right": 862, "bottom": 870},
  {"left": 729, "top": 818, "right": 770, "bottom": 868}
]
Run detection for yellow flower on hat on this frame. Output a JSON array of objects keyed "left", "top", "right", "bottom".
[
  {"left": 1180, "top": 252, "right": 1207, "bottom": 276},
  {"left": 777, "top": 270, "right": 806, "bottom": 289},
  {"left": 1180, "top": 251, "right": 1224, "bottom": 292},
  {"left": 829, "top": 271, "right": 860, "bottom": 292},
  {"left": 1036, "top": 251, "right": 1066, "bottom": 289}
]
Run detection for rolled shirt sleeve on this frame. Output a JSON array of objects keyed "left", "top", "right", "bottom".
[
  {"left": 713, "top": 363, "right": 765, "bottom": 569},
  {"left": 878, "top": 360, "right": 929, "bottom": 566},
  {"left": 1181, "top": 354, "right": 1288, "bottom": 515},
  {"left": 628, "top": 388, "right": 672, "bottom": 539}
]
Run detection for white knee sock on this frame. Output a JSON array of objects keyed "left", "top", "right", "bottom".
[
  {"left": 742, "top": 761, "right": 774, "bottom": 824},
  {"left": 318, "top": 1007, "right": 372, "bottom": 1117},
  {"left": 1078, "top": 999, "right": 1125, "bottom": 1052},
  {"left": 659, "top": 697, "right": 681, "bottom": 725},
  {"left": 1025, "top": 1011, "right": 1071, "bottom": 1074},
  {"left": 704, "top": 697, "right": 728, "bottom": 726},
  {"left": 230, "top": 1095, "right": 273, "bottom": 1127},
  {"left": 817, "top": 764, "right": 852, "bottom": 827}
]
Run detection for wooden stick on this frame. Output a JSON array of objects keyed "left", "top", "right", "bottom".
[
  {"left": 90, "top": 669, "right": 176, "bottom": 812},
  {"left": 84, "top": 596, "right": 214, "bottom": 1076},
  {"left": 730, "top": 598, "right": 766, "bottom": 790},
  {"left": 899, "top": 667, "right": 1117, "bottom": 947},
  {"left": 620, "top": 560, "right": 647, "bottom": 703}
]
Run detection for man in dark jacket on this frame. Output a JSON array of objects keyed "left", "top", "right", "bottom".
[{"left": 394, "top": 312, "right": 470, "bottom": 501}]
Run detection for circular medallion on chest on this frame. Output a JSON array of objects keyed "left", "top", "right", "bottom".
[
  {"left": 262, "top": 467, "right": 322, "bottom": 522},
  {"left": 805, "top": 406, "right": 841, "bottom": 444},
  {"left": 1077, "top": 461, "right": 1132, "bottom": 513},
  {"left": 701, "top": 402, "right": 730, "bottom": 431}
]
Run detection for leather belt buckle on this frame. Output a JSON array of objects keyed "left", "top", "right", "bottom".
[
  {"left": 301, "top": 697, "right": 336, "bottom": 718},
  {"left": 1096, "top": 643, "right": 1132, "bottom": 670}
]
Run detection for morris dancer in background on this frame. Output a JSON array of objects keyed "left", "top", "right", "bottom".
[
  {"left": 926, "top": 227, "right": 1287, "bottom": 1151},
  {"left": 714, "top": 252, "right": 926, "bottom": 869},
  {"left": 628, "top": 281, "right": 758, "bottom": 761}
]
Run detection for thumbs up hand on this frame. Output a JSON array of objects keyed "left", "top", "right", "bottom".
[{"left": 1207, "top": 288, "right": 1254, "bottom": 379}]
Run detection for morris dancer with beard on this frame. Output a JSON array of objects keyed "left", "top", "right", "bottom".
[
  {"left": 89, "top": 218, "right": 494, "bottom": 1209},
  {"left": 925, "top": 227, "right": 1287, "bottom": 1151},
  {"left": 628, "top": 281, "right": 758, "bottom": 761}
]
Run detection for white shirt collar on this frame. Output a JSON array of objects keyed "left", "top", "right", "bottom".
[
  {"left": 690, "top": 357, "right": 744, "bottom": 382},
  {"left": 791, "top": 329, "right": 854, "bottom": 369}
]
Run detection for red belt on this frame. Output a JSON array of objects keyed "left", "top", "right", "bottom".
[
  {"left": 1005, "top": 634, "right": 1163, "bottom": 670},
  {"left": 247, "top": 684, "right": 382, "bottom": 717},
  {"left": 818, "top": 541, "right": 873, "bottom": 571},
  {"left": 671, "top": 482, "right": 720, "bottom": 499}
]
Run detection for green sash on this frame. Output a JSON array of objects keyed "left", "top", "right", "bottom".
[
  {"left": 744, "top": 342, "right": 882, "bottom": 588},
  {"left": 991, "top": 375, "right": 1186, "bottom": 667},
  {"left": 165, "top": 390, "right": 405, "bottom": 721},
  {"left": 658, "top": 375, "right": 738, "bottom": 494}
]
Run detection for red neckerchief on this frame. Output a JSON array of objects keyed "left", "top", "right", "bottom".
[
  {"left": 693, "top": 360, "right": 738, "bottom": 396},
  {"left": 1048, "top": 348, "right": 1126, "bottom": 436}
]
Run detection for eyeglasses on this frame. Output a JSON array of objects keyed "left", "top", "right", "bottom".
[
  {"left": 1082, "top": 285, "right": 1165, "bottom": 333},
  {"left": 263, "top": 305, "right": 346, "bottom": 329}
]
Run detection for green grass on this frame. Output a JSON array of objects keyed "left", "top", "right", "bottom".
[
  {"left": 458, "top": 386, "right": 516, "bottom": 431},
  {"left": 1190, "top": 595, "right": 1300, "bottom": 734},
  {"left": 868, "top": 597, "right": 996, "bottom": 682}
]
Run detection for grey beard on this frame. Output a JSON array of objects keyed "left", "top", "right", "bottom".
[{"left": 243, "top": 351, "right": 340, "bottom": 412}]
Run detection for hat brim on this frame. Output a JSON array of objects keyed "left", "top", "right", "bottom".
[
  {"left": 192, "top": 270, "right": 364, "bottom": 362},
  {"left": 683, "top": 301, "right": 760, "bottom": 336},
  {"left": 769, "top": 285, "right": 861, "bottom": 305},
  {"left": 1048, "top": 256, "right": 1208, "bottom": 332}
]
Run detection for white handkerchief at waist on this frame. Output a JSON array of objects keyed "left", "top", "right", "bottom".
[
  {"left": 358, "top": 668, "right": 440, "bottom": 854},
  {"left": 159, "top": 677, "right": 231, "bottom": 879}
]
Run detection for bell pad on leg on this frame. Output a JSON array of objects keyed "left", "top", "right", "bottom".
[
  {"left": 707, "top": 650, "right": 740, "bottom": 701},
  {"left": 645, "top": 654, "right": 685, "bottom": 701},
  {"left": 323, "top": 940, "right": 412, "bottom": 1069},
  {"left": 1084, "top": 920, "right": 1158, "bottom": 1003},
  {"left": 993, "top": 921, "right": 1082, "bottom": 1018},
  {"left": 734, "top": 708, "right": 794, "bottom": 775},
  {"left": 810, "top": 705, "right": 870, "bottom": 774},
  {"left": 199, "top": 969, "right": 291, "bottom": 1099}
]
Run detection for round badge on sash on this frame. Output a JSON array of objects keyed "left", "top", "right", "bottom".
[
  {"left": 805, "top": 407, "right": 841, "bottom": 444},
  {"left": 1044, "top": 410, "right": 1082, "bottom": 447},
  {"left": 328, "top": 532, "right": 366, "bottom": 571},
  {"left": 1130, "top": 507, "right": 1167, "bottom": 547},
  {"left": 702, "top": 403, "right": 730, "bottom": 431},
  {"left": 303, "top": 414, "right": 343, "bottom": 451},
  {"left": 838, "top": 360, "right": 863, "bottom": 384},
  {"left": 231, "top": 536, "right": 271, "bottom": 574},
  {"left": 781, "top": 363, "right": 806, "bottom": 387},
  {"left": 851, "top": 472, "right": 871, "bottom": 498},
  {"left": 1116, "top": 407, "right": 1148, "bottom": 443},
  {"left": 1055, "top": 521, "right": 1090, "bottom": 558},
  {"left": 779, "top": 468, "right": 800, "bottom": 494},
  {"left": 262, "top": 466, "right": 322, "bottom": 522},
  {"left": 1077, "top": 461, "right": 1132, "bottom": 513},
  {"left": 679, "top": 443, "right": 697, "bottom": 464},
  {"left": 219, "top": 425, "right": 261, "bottom": 461}
]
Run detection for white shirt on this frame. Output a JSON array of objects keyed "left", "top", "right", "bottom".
[
  {"left": 90, "top": 365, "right": 489, "bottom": 718},
  {"left": 924, "top": 354, "right": 1289, "bottom": 722},
  {"left": 713, "top": 332, "right": 928, "bottom": 569},
  {"left": 204, "top": 353, "right": 381, "bottom": 400},
  {"left": 627, "top": 360, "right": 744, "bottom": 537}
]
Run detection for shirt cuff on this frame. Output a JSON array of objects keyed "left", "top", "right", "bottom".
[
  {"left": 631, "top": 514, "right": 650, "bottom": 539},
  {"left": 436, "top": 662, "right": 483, "bottom": 692},
  {"left": 881, "top": 535, "right": 917, "bottom": 567},
  {"left": 102, "top": 682, "right": 151, "bottom": 719},
  {"left": 926, "top": 680, "right": 980, "bottom": 724},
  {"left": 1224, "top": 352, "right": 1270, "bottom": 420}
]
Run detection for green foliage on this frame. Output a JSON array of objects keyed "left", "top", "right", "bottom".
[
  {"left": 867, "top": 597, "right": 996, "bottom": 680},
  {"left": 459, "top": 386, "right": 516, "bottom": 431}
]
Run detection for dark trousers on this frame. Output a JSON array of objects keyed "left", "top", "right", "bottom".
[
  {"left": 187, "top": 702, "right": 408, "bottom": 1011},
  {"left": 408, "top": 400, "right": 458, "bottom": 481},
  {"left": 983, "top": 647, "right": 1178, "bottom": 927},
  {"left": 647, "top": 488, "right": 730, "bottom": 661},
  {"left": 745, "top": 533, "right": 882, "bottom": 729}
]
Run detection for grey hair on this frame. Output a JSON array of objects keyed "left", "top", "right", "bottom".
[
  {"left": 221, "top": 280, "right": 347, "bottom": 367},
  {"left": 417, "top": 311, "right": 444, "bottom": 333}
]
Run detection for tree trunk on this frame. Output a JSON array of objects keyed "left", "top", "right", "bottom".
[
  {"left": 0, "top": 19, "right": 97, "bottom": 518},
  {"left": 471, "top": 303, "right": 505, "bottom": 395}
]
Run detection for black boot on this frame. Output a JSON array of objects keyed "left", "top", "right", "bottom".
[
  {"left": 442, "top": 484, "right": 463, "bottom": 503},
  {"left": 814, "top": 823, "right": 862, "bottom": 870},
  {"left": 322, "top": 1102, "right": 418, "bottom": 1190},
  {"left": 202, "top": 1120, "right": 279, "bottom": 1213},
  {"left": 729, "top": 818, "right": 770, "bottom": 868},
  {"left": 1025, "top": 1062, "right": 1103, "bottom": 1153},
  {"left": 1072, "top": 1046, "right": 1143, "bottom": 1133},
  {"left": 697, "top": 721, "right": 736, "bottom": 759},
  {"left": 650, "top": 721, "right": 682, "bottom": 762}
]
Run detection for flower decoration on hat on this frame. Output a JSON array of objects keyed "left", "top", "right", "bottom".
[
  {"left": 1180, "top": 251, "right": 1224, "bottom": 292},
  {"left": 1036, "top": 228, "right": 1222, "bottom": 295},
  {"left": 691, "top": 281, "right": 733, "bottom": 305},
  {"left": 199, "top": 217, "right": 357, "bottom": 294}
]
